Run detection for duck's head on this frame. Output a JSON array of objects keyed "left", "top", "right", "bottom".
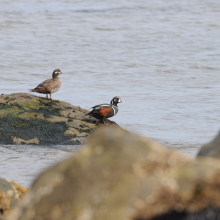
[
  {"left": 110, "top": 96, "right": 122, "bottom": 106},
  {"left": 52, "top": 69, "right": 62, "bottom": 78}
]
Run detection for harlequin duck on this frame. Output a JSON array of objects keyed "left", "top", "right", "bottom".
[
  {"left": 87, "top": 96, "right": 122, "bottom": 123},
  {"left": 30, "top": 69, "right": 62, "bottom": 99}
]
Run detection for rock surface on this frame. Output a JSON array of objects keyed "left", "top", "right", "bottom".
[
  {"left": 0, "top": 93, "right": 117, "bottom": 145},
  {"left": 5, "top": 128, "right": 220, "bottom": 220},
  {"left": 197, "top": 131, "right": 220, "bottom": 159},
  {"left": 0, "top": 178, "right": 27, "bottom": 217}
]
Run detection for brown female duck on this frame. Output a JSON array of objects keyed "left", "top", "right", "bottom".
[{"left": 30, "top": 69, "right": 62, "bottom": 99}]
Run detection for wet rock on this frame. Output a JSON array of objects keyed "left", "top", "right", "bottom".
[
  {"left": 0, "top": 178, "right": 27, "bottom": 217},
  {"left": 5, "top": 128, "right": 220, "bottom": 220},
  {"left": 197, "top": 131, "right": 220, "bottom": 159},
  {"left": 0, "top": 93, "right": 119, "bottom": 145}
]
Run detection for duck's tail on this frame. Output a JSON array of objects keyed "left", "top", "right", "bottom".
[{"left": 29, "top": 89, "right": 36, "bottom": 92}]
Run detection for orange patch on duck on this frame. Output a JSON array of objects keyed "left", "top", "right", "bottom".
[{"left": 99, "top": 108, "right": 111, "bottom": 117}]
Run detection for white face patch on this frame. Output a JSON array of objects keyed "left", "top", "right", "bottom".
[{"left": 112, "top": 106, "right": 116, "bottom": 114}]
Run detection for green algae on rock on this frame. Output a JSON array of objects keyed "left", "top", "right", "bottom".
[
  {"left": 5, "top": 128, "right": 220, "bottom": 220},
  {"left": 0, "top": 93, "right": 113, "bottom": 145}
]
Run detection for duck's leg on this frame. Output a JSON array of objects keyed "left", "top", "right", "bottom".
[
  {"left": 50, "top": 93, "right": 57, "bottom": 102},
  {"left": 46, "top": 94, "right": 48, "bottom": 99},
  {"left": 102, "top": 118, "right": 107, "bottom": 124}
]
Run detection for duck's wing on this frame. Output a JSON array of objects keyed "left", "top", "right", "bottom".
[
  {"left": 91, "top": 103, "right": 110, "bottom": 110},
  {"left": 30, "top": 79, "right": 60, "bottom": 93},
  {"left": 87, "top": 104, "right": 111, "bottom": 116}
]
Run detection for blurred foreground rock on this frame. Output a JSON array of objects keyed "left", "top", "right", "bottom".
[
  {"left": 197, "top": 131, "right": 220, "bottom": 159},
  {"left": 0, "top": 178, "right": 27, "bottom": 218},
  {"left": 0, "top": 93, "right": 118, "bottom": 145},
  {"left": 5, "top": 128, "right": 220, "bottom": 220}
]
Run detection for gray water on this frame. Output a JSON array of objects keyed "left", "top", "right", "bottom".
[{"left": 0, "top": 0, "right": 220, "bottom": 186}]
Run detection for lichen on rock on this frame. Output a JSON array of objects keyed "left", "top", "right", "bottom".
[{"left": 0, "top": 178, "right": 27, "bottom": 217}]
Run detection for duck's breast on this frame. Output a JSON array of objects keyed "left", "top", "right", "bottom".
[{"left": 51, "top": 78, "right": 61, "bottom": 93}]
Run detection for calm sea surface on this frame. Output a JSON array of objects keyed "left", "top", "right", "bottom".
[{"left": 0, "top": 0, "right": 220, "bottom": 186}]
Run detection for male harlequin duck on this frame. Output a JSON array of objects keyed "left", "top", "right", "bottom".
[
  {"left": 30, "top": 69, "right": 62, "bottom": 99},
  {"left": 87, "top": 96, "right": 122, "bottom": 123}
]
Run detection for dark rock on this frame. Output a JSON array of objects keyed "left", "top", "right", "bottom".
[
  {"left": 197, "top": 131, "right": 220, "bottom": 159},
  {"left": 146, "top": 208, "right": 220, "bottom": 220},
  {"left": 5, "top": 128, "right": 220, "bottom": 220},
  {"left": 0, "top": 93, "right": 119, "bottom": 145}
]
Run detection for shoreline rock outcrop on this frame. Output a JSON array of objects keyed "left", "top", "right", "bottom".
[
  {"left": 5, "top": 128, "right": 220, "bottom": 220},
  {"left": 0, "top": 93, "right": 118, "bottom": 145}
]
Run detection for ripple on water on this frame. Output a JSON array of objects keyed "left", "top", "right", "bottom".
[{"left": 0, "top": 145, "right": 77, "bottom": 186}]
